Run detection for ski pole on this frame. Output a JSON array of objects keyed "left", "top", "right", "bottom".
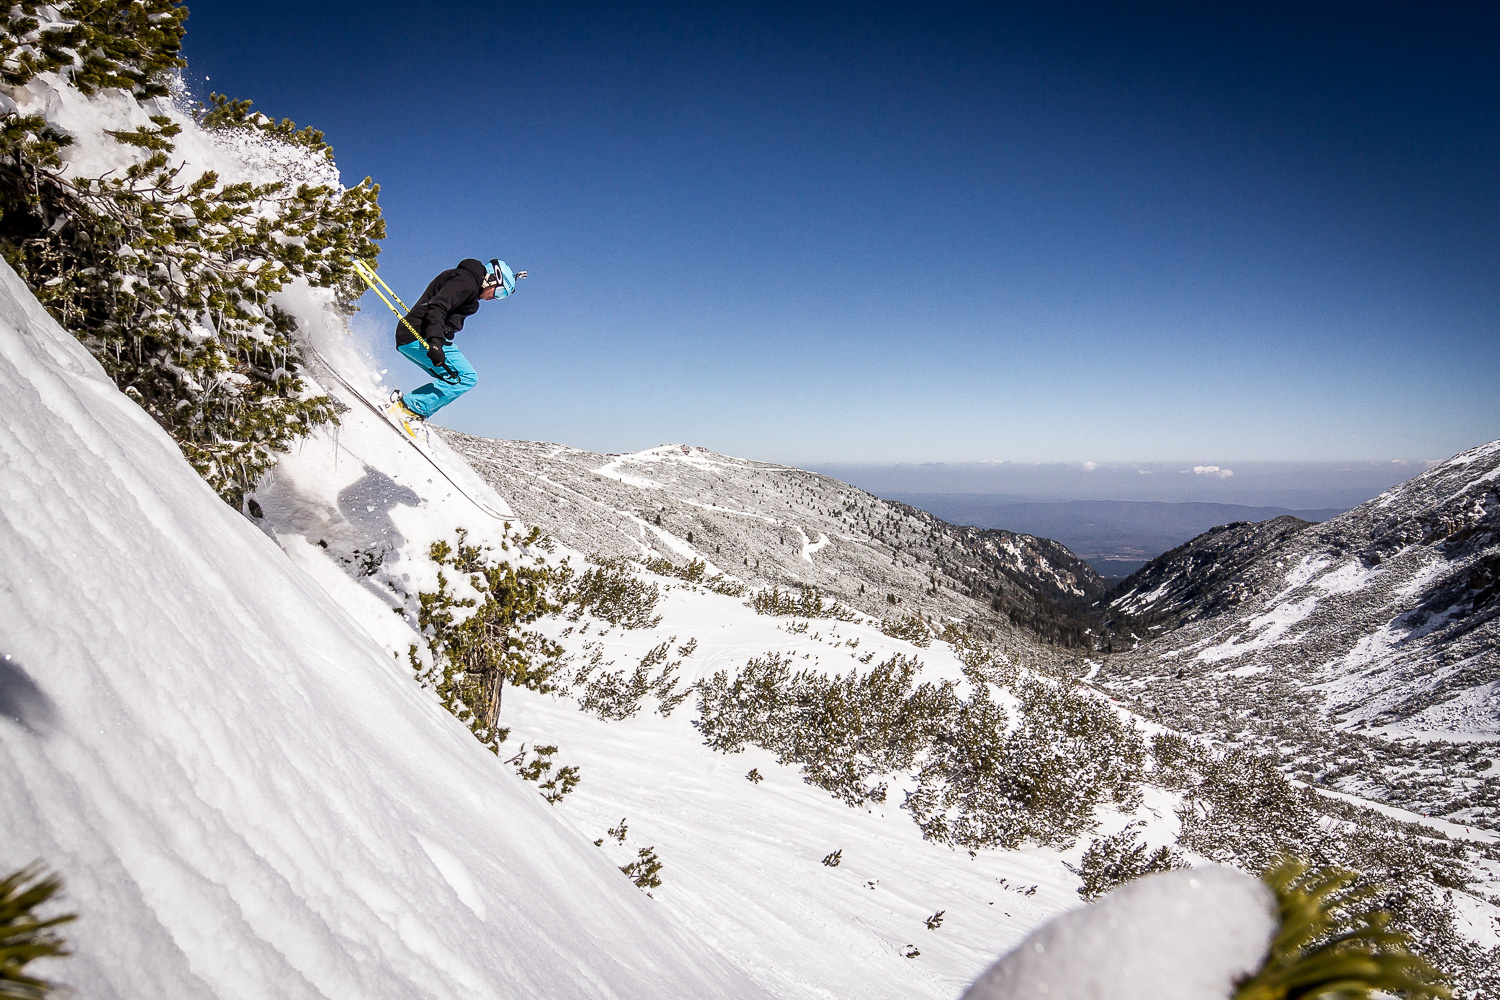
[
  {"left": 354, "top": 259, "right": 414, "bottom": 314},
  {"left": 352, "top": 259, "right": 428, "bottom": 349}
]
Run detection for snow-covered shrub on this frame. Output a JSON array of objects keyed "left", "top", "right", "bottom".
[
  {"left": 619, "top": 846, "right": 664, "bottom": 891},
  {"left": 569, "top": 640, "right": 689, "bottom": 721},
  {"left": 649, "top": 657, "right": 692, "bottom": 715},
  {"left": 0, "top": 862, "right": 74, "bottom": 1000},
  {"left": 0, "top": 2, "right": 384, "bottom": 504},
  {"left": 905, "top": 677, "right": 1145, "bottom": 850},
  {"left": 1, "top": 1, "right": 186, "bottom": 96},
  {"left": 697, "top": 658, "right": 1147, "bottom": 846},
  {"left": 640, "top": 555, "right": 746, "bottom": 596},
  {"left": 695, "top": 652, "right": 958, "bottom": 807},
  {"left": 748, "top": 585, "right": 859, "bottom": 621},
  {"left": 577, "top": 660, "right": 651, "bottom": 721},
  {"left": 413, "top": 529, "right": 565, "bottom": 752},
  {"left": 879, "top": 611, "right": 933, "bottom": 646},
  {"left": 1067, "top": 821, "right": 1184, "bottom": 901},
  {"left": 1147, "top": 730, "right": 1201, "bottom": 790},
  {"left": 947, "top": 623, "right": 1018, "bottom": 687},
  {"left": 565, "top": 557, "right": 662, "bottom": 628}
]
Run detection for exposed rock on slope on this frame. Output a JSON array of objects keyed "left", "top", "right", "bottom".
[{"left": 441, "top": 434, "right": 1108, "bottom": 650}]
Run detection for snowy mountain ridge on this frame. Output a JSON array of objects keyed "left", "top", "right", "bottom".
[
  {"left": 1100, "top": 441, "right": 1500, "bottom": 824},
  {"left": 442, "top": 433, "right": 1107, "bottom": 652}
]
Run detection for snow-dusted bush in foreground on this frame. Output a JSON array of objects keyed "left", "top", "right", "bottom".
[
  {"left": 0, "top": 1, "right": 383, "bottom": 503},
  {"left": 1154, "top": 738, "right": 1496, "bottom": 997},
  {"left": 962, "top": 861, "right": 1449, "bottom": 1000},
  {"left": 963, "top": 866, "right": 1276, "bottom": 1000}
]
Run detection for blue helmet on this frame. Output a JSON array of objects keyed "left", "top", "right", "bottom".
[{"left": 488, "top": 258, "right": 518, "bottom": 298}]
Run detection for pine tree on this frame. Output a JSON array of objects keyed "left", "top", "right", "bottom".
[
  {"left": 0, "top": 2, "right": 385, "bottom": 504},
  {"left": 414, "top": 528, "right": 565, "bottom": 752},
  {"left": 1235, "top": 859, "right": 1449, "bottom": 1000}
]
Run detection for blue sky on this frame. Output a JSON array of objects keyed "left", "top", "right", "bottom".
[{"left": 182, "top": 2, "right": 1499, "bottom": 467}]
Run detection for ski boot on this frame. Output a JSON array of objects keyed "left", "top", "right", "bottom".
[{"left": 386, "top": 390, "right": 427, "bottom": 440}]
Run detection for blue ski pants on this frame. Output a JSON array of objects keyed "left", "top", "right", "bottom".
[{"left": 396, "top": 340, "right": 478, "bottom": 418}]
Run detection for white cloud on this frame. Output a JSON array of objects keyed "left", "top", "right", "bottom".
[
  {"left": 1192, "top": 465, "right": 1234, "bottom": 479},
  {"left": 1081, "top": 461, "right": 1098, "bottom": 472}
]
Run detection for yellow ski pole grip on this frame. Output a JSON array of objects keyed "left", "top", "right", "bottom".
[
  {"left": 352, "top": 259, "right": 428, "bottom": 349},
  {"left": 356, "top": 259, "right": 414, "bottom": 313}
]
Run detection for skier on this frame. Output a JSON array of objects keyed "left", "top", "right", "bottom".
[{"left": 388, "top": 257, "right": 525, "bottom": 433}]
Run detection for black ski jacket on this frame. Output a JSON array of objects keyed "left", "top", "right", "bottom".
[{"left": 397, "top": 258, "right": 487, "bottom": 348}]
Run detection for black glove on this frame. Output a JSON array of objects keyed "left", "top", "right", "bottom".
[{"left": 427, "top": 343, "right": 463, "bottom": 383}]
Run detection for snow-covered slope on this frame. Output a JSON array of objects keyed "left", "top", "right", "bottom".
[
  {"left": 1101, "top": 443, "right": 1500, "bottom": 824},
  {"left": 246, "top": 355, "right": 1108, "bottom": 998},
  {"left": 0, "top": 257, "right": 776, "bottom": 997},
  {"left": 442, "top": 434, "right": 1106, "bottom": 652}
]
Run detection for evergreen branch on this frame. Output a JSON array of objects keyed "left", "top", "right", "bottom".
[{"left": 1234, "top": 858, "right": 1450, "bottom": 1000}]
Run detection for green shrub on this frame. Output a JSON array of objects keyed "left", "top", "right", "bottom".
[
  {"left": 695, "top": 652, "right": 957, "bottom": 807},
  {"left": 641, "top": 556, "right": 746, "bottom": 596},
  {"left": 1, "top": 1, "right": 187, "bottom": 98},
  {"left": 905, "top": 677, "right": 1145, "bottom": 850},
  {"left": 749, "top": 586, "right": 858, "bottom": 621},
  {"left": 880, "top": 611, "right": 932, "bottom": 646},
  {"left": 0, "top": 862, "right": 75, "bottom": 1000},
  {"left": 620, "top": 847, "right": 664, "bottom": 891},
  {"left": 1235, "top": 858, "right": 1449, "bottom": 1000},
  {"left": 0, "top": 4, "right": 384, "bottom": 504},
  {"left": 1147, "top": 730, "right": 1201, "bottom": 791},
  {"left": 505, "top": 743, "right": 580, "bottom": 805},
  {"left": 565, "top": 557, "right": 662, "bottom": 628},
  {"left": 412, "top": 528, "right": 563, "bottom": 753},
  {"left": 1067, "top": 821, "right": 1184, "bottom": 901}
]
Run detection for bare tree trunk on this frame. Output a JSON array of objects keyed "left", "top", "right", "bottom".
[{"left": 480, "top": 671, "right": 504, "bottom": 732}]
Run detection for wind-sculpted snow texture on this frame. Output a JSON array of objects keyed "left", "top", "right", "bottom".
[
  {"left": 1102, "top": 442, "right": 1500, "bottom": 826},
  {"left": 441, "top": 434, "right": 1106, "bottom": 651},
  {"left": 0, "top": 259, "right": 776, "bottom": 999}
]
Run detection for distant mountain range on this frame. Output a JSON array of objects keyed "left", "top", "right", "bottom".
[
  {"left": 885, "top": 497, "right": 1348, "bottom": 578},
  {"left": 1100, "top": 440, "right": 1500, "bottom": 824}
]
